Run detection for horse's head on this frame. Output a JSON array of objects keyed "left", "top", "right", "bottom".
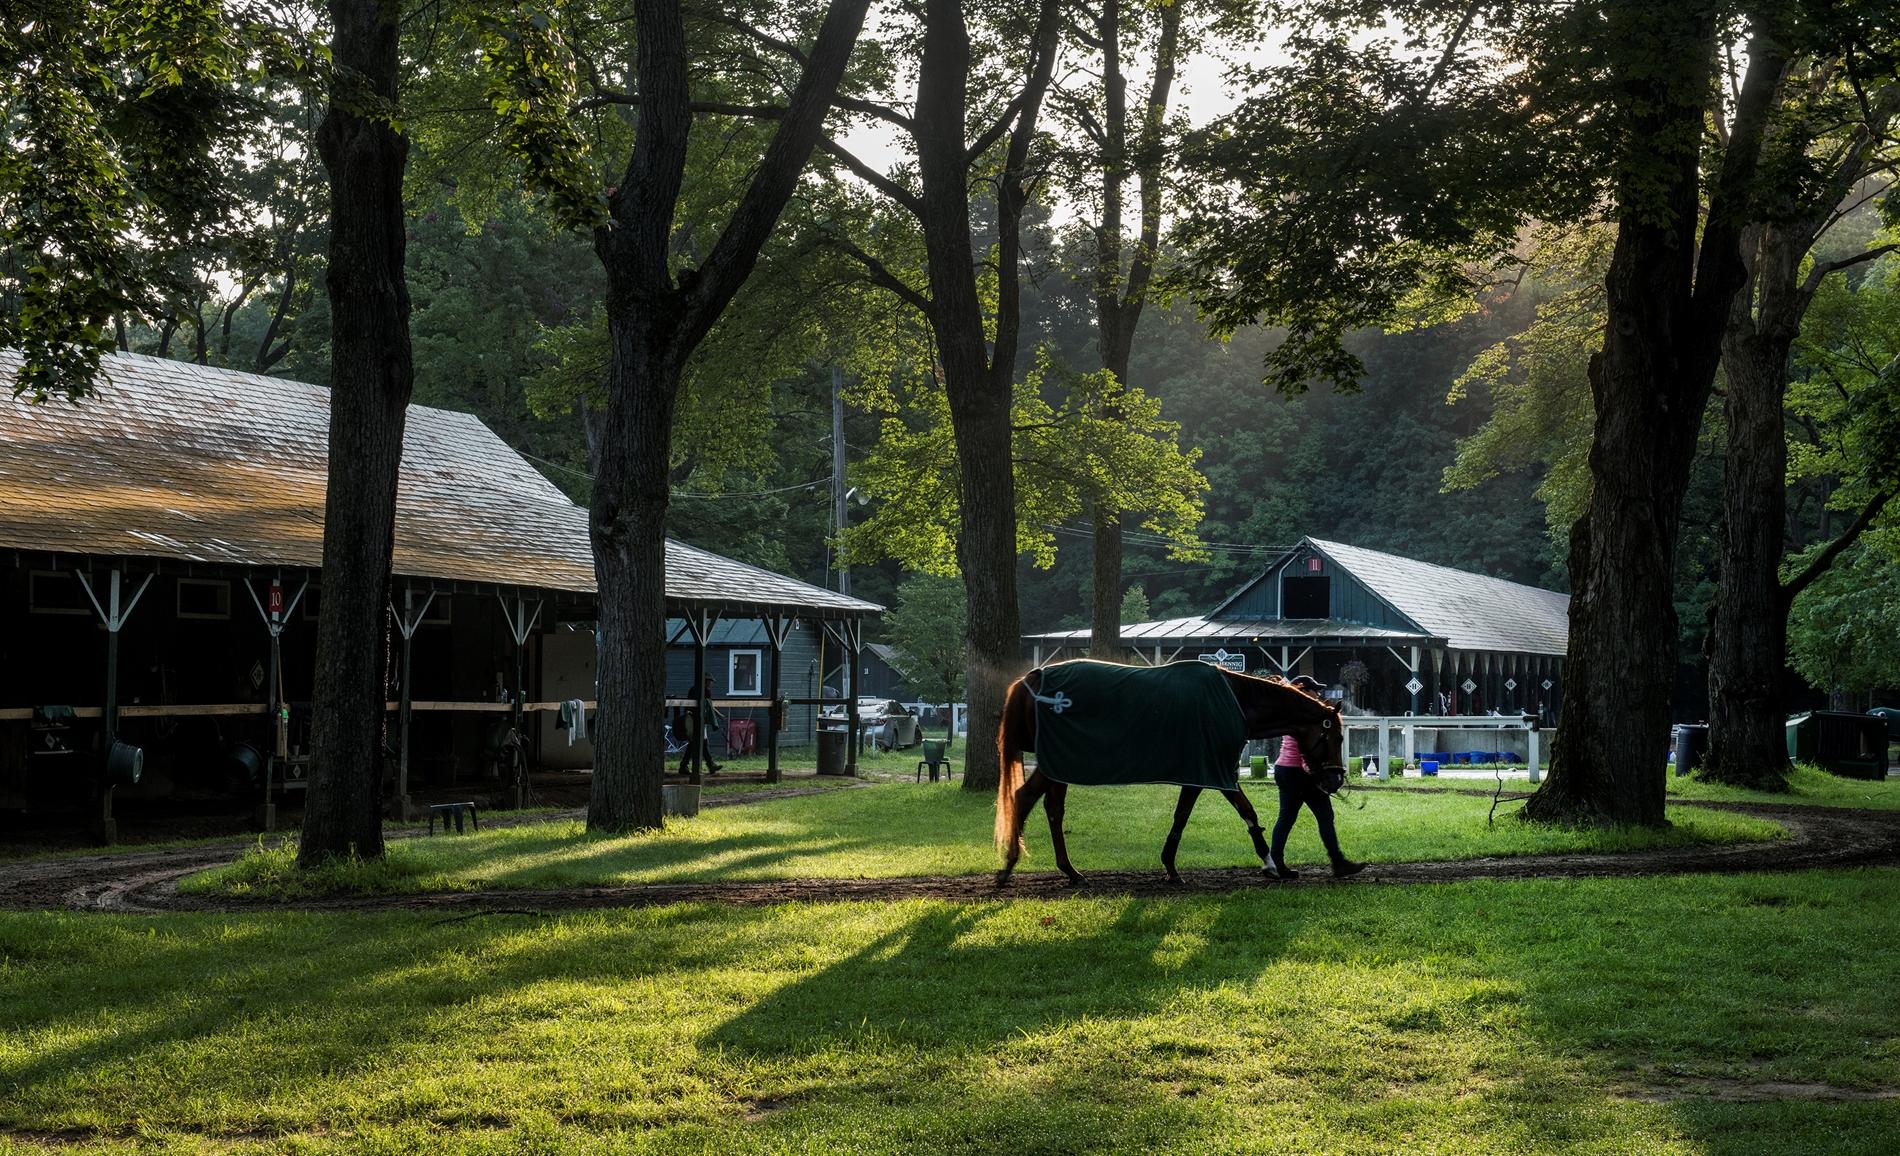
[{"left": 1230, "top": 672, "right": 1348, "bottom": 787}]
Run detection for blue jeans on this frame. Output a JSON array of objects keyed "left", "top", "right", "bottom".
[{"left": 1271, "top": 764, "right": 1344, "bottom": 865}]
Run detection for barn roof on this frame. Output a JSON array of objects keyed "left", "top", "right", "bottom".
[
  {"left": 0, "top": 351, "right": 878, "bottom": 618},
  {"left": 1024, "top": 614, "right": 1428, "bottom": 647},
  {"left": 1291, "top": 538, "right": 1568, "bottom": 654}
]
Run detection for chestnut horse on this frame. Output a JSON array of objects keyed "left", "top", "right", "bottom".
[{"left": 995, "top": 664, "right": 1346, "bottom": 886}]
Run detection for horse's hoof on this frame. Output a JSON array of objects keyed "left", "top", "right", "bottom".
[
  {"left": 994, "top": 870, "right": 1013, "bottom": 888},
  {"left": 1163, "top": 874, "right": 1185, "bottom": 887},
  {"left": 1064, "top": 873, "right": 1089, "bottom": 888}
]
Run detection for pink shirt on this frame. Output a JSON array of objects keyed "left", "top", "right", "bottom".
[{"left": 1277, "top": 735, "right": 1307, "bottom": 769}]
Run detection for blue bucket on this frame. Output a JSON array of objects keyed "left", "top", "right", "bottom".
[{"left": 1421, "top": 759, "right": 1439, "bottom": 777}]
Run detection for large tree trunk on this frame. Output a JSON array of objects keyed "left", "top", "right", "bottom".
[
  {"left": 916, "top": 0, "right": 1014, "bottom": 793},
  {"left": 1524, "top": 6, "right": 1775, "bottom": 828},
  {"left": 1705, "top": 225, "right": 1797, "bottom": 790},
  {"left": 1089, "top": 510, "right": 1123, "bottom": 658},
  {"left": 585, "top": 312, "right": 678, "bottom": 832},
  {"left": 581, "top": 0, "right": 871, "bottom": 830},
  {"left": 300, "top": 0, "right": 412, "bottom": 865},
  {"left": 1085, "top": 0, "right": 1177, "bottom": 661}
]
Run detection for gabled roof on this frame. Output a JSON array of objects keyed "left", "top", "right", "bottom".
[
  {"left": 1295, "top": 538, "right": 1567, "bottom": 654},
  {"left": 1, "top": 351, "right": 878, "bottom": 618},
  {"left": 1026, "top": 614, "right": 1429, "bottom": 646}
]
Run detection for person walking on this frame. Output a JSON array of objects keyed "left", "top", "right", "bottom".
[
  {"left": 678, "top": 675, "right": 726, "bottom": 775},
  {"left": 1268, "top": 676, "right": 1365, "bottom": 880}
]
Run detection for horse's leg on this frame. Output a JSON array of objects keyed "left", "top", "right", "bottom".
[
  {"left": 996, "top": 771, "right": 1050, "bottom": 886},
  {"left": 1044, "top": 781, "right": 1086, "bottom": 884},
  {"left": 1160, "top": 787, "right": 1203, "bottom": 884},
  {"left": 1218, "top": 787, "right": 1272, "bottom": 866}
]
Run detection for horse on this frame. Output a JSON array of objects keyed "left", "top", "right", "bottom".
[{"left": 994, "top": 660, "right": 1346, "bottom": 887}]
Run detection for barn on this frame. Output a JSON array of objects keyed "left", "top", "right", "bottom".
[
  {"left": 1027, "top": 537, "right": 1569, "bottom": 720},
  {"left": 0, "top": 351, "right": 878, "bottom": 838}
]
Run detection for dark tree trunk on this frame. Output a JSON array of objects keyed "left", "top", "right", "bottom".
[
  {"left": 1089, "top": 510, "right": 1123, "bottom": 658},
  {"left": 1703, "top": 87, "right": 1899, "bottom": 787},
  {"left": 1084, "top": 0, "right": 1177, "bottom": 661},
  {"left": 1706, "top": 224, "right": 1797, "bottom": 790},
  {"left": 584, "top": 0, "right": 871, "bottom": 831},
  {"left": 1525, "top": 10, "right": 1779, "bottom": 828},
  {"left": 300, "top": 0, "right": 412, "bottom": 865},
  {"left": 913, "top": 0, "right": 1058, "bottom": 792}
]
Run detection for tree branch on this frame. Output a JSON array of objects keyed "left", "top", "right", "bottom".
[
  {"left": 1800, "top": 242, "right": 1899, "bottom": 296},
  {"left": 967, "top": 92, "right": 1029, "bottom": 164},
  {"left": 821, "top": 231, "right": 934, "bottom": 316},
  {"left": 816, "top": 136, "right": 925, "bottom": 218},
  {"left": 1781, "top": 487, "right": 1895, "bottom": 607}
]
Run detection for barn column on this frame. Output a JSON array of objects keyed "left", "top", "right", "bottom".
[
  {"left": 497, "top": 593, "right": 545, "bottom": 809},
  {"left": 384, "top": 582, "right": 432, "bottom": 821},
  {"left": 79, "top": 567, "right": 155, "bottom": 843},
  {"left": 765, "top": 615, "right": 791, "bottom": 785},
  {"left": 684, "top": 606, "right": 718, "bottom": 785}
]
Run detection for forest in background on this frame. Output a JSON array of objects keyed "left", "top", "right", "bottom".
[{"left": 125, "top": 181, "right": 1889, "bottom": 719}]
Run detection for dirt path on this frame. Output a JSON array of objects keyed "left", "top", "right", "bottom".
[{"left": 2, "top": 798, "right": 1894, "bottom": 916}]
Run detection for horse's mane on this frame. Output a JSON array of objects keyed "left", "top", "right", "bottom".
[{"left": 1244, "top": 671, "right": 1342, "bottom": 720}]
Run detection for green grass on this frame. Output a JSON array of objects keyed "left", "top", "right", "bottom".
[
  {"left": 1359, "top": 762, "right": 1900, "bottom": 809},
  {"left": 3, "top": 871, "right": 1898, "bottom": 1153},
  {"left": 183, "top": 781, "right": 1782, "bottom": 900},
  {"left": 1665, "top": 762, "right": 1900, "bottom": 809}
]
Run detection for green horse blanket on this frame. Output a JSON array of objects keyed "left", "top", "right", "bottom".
[{"left": 1030, "top": 660, "right": 1249, "bottom": 790}]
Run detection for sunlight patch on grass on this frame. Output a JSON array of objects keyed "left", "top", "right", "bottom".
[
  {"left": 3, "top": 872, "right": 1899, "bottom": 1153},
  {"left": 182, "top": 783, "right": 1782, "bottom": 900}
]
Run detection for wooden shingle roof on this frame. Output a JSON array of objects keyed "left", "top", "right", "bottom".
[{"left": 0, "top": 351, "right": 878, "bottom": 618}]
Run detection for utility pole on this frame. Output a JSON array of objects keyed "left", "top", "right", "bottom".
[{"left": 832, "top": 365, "right": 850, "bottom": 597}]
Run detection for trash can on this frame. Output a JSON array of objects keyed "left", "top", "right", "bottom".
[
  {"left": 1673, "top": 724, "right": 1707, "bottom": 777},
  {"left": 817, "top": 727, "right": 848, "bottom": 776}
]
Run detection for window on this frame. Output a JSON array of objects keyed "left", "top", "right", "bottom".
[
  {"left": 176, "top": 578, "right": 231, "bottom": 619},
  {"left": 729, "top": 649, "right": 762, "bottom": 696},
  {"left": 1282, "top": 576, "right": 1331, "bottom": 619},
  {"left": 29, "top": 571, "right": 92, "bottom": 615}
]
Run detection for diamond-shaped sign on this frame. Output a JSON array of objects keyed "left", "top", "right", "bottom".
[
  {"left": 1461, "top": 678, "right": 1477, "bottom": 694},
  {"left": 1542, "top": 679, "right": 1553, "bottom": 690},
  {"left": 1504, "top": 678, "right": 1517, "bottom": 690},
  {"left": 250, "top": 660, "right": 265, "bottom": 690},
  {"left": 1404, "top": 677, "right": 1424, "bottom": 696}
]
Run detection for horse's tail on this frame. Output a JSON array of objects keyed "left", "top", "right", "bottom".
[{"left": 995, "top": 678, "right": 1029, "bottom": 852}]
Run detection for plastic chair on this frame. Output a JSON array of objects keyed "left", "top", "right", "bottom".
[{"left": 916, "top": 739, "right": 958, "bottom": 782}]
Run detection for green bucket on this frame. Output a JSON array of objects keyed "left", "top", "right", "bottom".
[{"left": 1249, "top": 755, "right": 1268, "bottom": 778}]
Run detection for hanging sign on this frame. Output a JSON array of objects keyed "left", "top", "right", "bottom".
[
  {"left": 1461, "top": 679, "right": 1477, "bottom": 694},
  {"left": 1542, "top": 679, "right": 1553, "bottom": 690},
  {"left": 268, "top": 582, "right": 284, "bottom": 618},
  {"left": 1505, "top": 678, "right": 1517, "bottom": 691},
  {"left": 1404, "top": 677, "right": 1424, "bottom": 696},
  {"left": 1198, "top": 648, "right": 1247, "bottom": 672}
]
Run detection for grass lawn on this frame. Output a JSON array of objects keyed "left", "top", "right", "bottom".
[
  {"left": 1359, "top": 762, "right": 1900, "bottom": 810},
  {"left": 4, "top": 870, "right": 1897, "bottom": 1153},
  {"left": 184, "top": 781, "right": 1782, "bottom": 899}
]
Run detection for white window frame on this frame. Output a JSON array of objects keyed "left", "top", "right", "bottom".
[
  {"left": 28, "top": 570, "right": 93, "bottom": 616},
  {"left": 419, "top": 595, "right": 452, "bottom": 626},
  {"left": 728, "top": 649, "right": 763, "bottom": 696},
  {"left": 176, "top": 577, "right": 232, "bottom": 620}
]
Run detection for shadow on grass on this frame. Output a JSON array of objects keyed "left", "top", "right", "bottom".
[{"left": 4, "top": 873, "right": 1900, "bottom": 1151}]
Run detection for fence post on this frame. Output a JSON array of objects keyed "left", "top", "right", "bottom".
[
  {"left": 1527, "top": 724, "right": 1541, "bottom": 784},
  {"left": 1377, "top": 720, "right": 1390, "bottom": 782}
]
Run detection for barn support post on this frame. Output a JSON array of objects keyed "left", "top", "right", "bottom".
[
  {"left": 1410, "top": 645, "right": 1421, "bottom": 715},
  {"left": 386, "top": 584, "right": 435, "bottom": 822},
  {"left": 243, "top": 575, "right": 306, "bottom": 832},
  {"left": 685, "top": 607, "right": 717, "bottom": 786},
  {"left": 496, "top": 594, "right": 545, "bottom": 809},
  {"left": 845, "top": 618, "right": 862, "bottom": 776},
  {"left": 764, "top": 615, "right": 791, "bottom": 784},
  {"left": 78, "top": 567, "right": 154, "bottom": 843}
]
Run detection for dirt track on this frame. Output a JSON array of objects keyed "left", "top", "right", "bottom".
[{"left": 2, "top": 795, "right": 1895, "bottom": 916}]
